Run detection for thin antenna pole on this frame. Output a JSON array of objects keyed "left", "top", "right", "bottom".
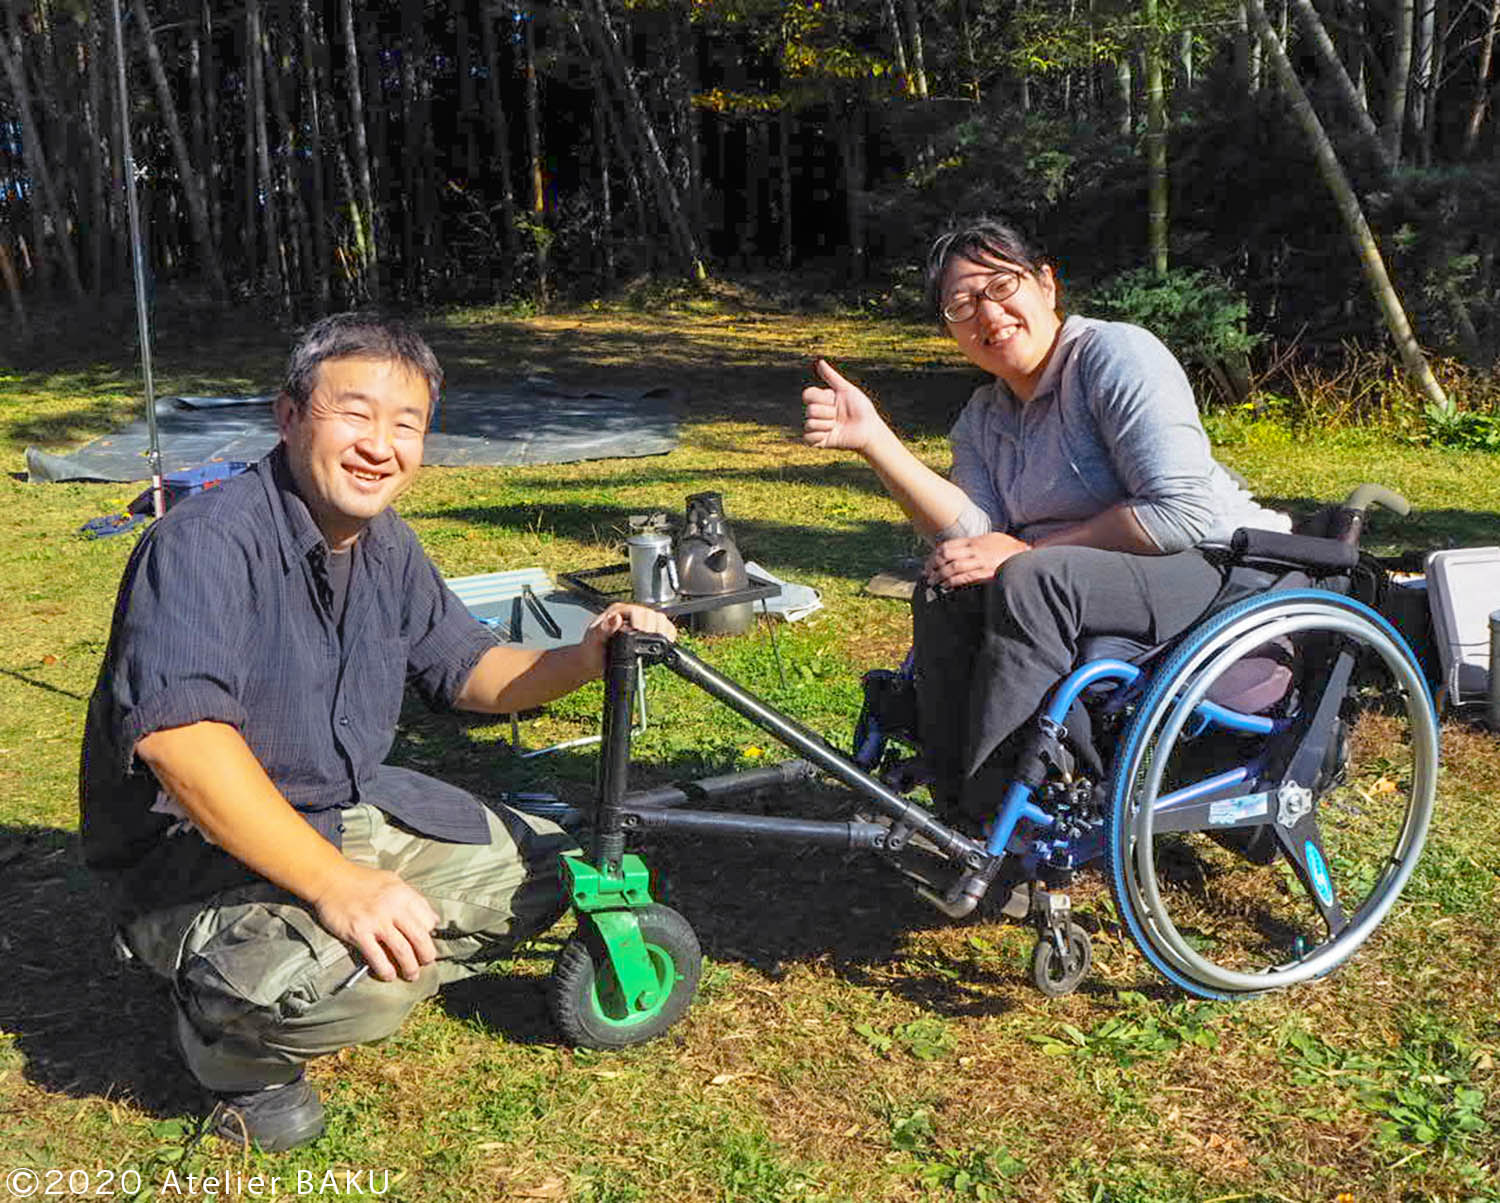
[{"left": 110, "top": 0, "right": 165, "bottom": 518}]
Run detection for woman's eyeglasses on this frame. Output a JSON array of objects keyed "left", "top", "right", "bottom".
[{"left": 941, "top": 271, "right": 1023, "bottom": 323}]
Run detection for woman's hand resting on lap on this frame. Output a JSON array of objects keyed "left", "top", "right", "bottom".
[
  {"left": 802, "top": 359, "right": 888, "bottom": 454},
  {"left": 925, "top": 532, "right": 1031, "bottom": 588}
]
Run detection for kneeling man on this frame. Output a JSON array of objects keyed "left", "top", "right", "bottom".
[{"left": 81, "top": 314, "right": 673, "bottom": 1150}]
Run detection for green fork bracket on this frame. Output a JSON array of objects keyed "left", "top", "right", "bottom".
[{"left": 560, "top": 852, "right": 661, "bottom": 1014}]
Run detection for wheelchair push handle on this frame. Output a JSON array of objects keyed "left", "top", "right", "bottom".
[{"left": 1320, "top": 483, "right": 1411, "bottom": 547}]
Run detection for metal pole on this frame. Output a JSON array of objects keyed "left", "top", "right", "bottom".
[{"left": 110, "top": 0, "right": 165, "bottom": 518}]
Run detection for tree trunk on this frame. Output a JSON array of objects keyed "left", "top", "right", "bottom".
[
  {"left": 1244, "top": 0, "right": 1446, "bottom": 406},
  {"left": 301, "top": 0, "right": 331, "bottom": 309},
  {"left": 902, "top": 0, "right": 928, "bottom": 98},
  {"left": 1144, "top": 0, "right": 1167, "bottom": 275},
  {"left": 1343, "top": 0, "right": 1368, "bottom": 107},
  {"left": 841, "top": 105, "right": 866, "bottom": 280},
  {"left": 132, "top": 0, "right": 227, "bottom": 301},
  {"left": 267, "top": 1, "right": 312, "bottom": 303},
  {"left": 1178, "top": 28, "right": 1193, "bottom": 89},
  {"left": 882, "top": 0, "right": 910, "bottom": 92},
  {"left": 1419, "top": 0, "right": 1448, "bottom": 166},
  {"left": 580, "top": 0, "right": 705, "bottom": 281},
  {"left": 1463, "top": 0, "right": 1499, "bottom": 156},
  {"left": 779, "top": 106, "right": 793, "bottom": 268},
  {"left": 1385, "top": 0, "right": 1414, "bottom": 165},
  {"left": 455, "top": 0, "right": 478, "bottom": 180},
  {"left": 0, "top": 225, "right": 26, "bottom": 333},
  {"left": 398, "top": 0, "right": 419, "bottom": 293},
  {"left": 1411, "top": 0, "right": 1433, "bottom": 150},
  {"left": 479, "top": 1, "right": 517, "bottom": 274},
  {"left": 522, "top": 3, "right": 547, "bottom": 304},
  {"left": 241, "top": 10, "right": 258, "bottom": 283},
  {"left": 957, "top": 0, "right": 979, "bottom": 100},
  {"left": 0, "top": 18, "right": 84, "bottom": 300},
  {"left": 1115, "top": 55, "right": 1132, "bottom": 136},
  {"left": 668, "top": 0, "right": 702, "bottom": 243},
  {"left": 246, "top": 0, "right": 286, "bottom": 307},
  {"left": 1289, "top": 0, "right": 1391, "bottom": 173},
  {"left": 341, "top": 0, "right": 379, "bottom": 298},
  {"left": 86, "top": 4, "right": 106, "bottom": 295},
  {"left": 200, "top": 0, "right": 222, "bottom": 252},
  {"left": 589, "top": 59, "right": 614, "bottom": 285}
]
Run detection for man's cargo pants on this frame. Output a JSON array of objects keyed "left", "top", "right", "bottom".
[{"left": 121, "top": 802, "right": 574, "bottom": 1093}]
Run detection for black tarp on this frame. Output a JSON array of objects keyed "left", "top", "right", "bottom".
[{"left": 25, "top": 379, "right": 679, "bottom": 482}]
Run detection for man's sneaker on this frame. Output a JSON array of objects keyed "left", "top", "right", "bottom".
[{"left": 211, "top": 1074, "right": 326, "bottom": 1152}]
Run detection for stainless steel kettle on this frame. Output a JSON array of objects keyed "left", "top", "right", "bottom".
[{"left": 674, "top": 491, "right": 753, "bottom": 635}]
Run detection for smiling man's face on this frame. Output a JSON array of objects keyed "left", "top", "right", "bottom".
[{"left": 275, "top": 355, "right": 431, "bottom": 550}]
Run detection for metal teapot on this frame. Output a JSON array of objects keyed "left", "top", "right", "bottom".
[{"left": 674, "top": 491, "right": 753, "bottom": 635}]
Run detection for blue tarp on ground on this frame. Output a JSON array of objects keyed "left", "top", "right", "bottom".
[{"left": 25, "top": 378, "right": 679, "bottom": 482}]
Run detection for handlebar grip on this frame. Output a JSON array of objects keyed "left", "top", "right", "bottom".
[{"left": 1344, "top": 484, "right": 1410, "bottom": 516}]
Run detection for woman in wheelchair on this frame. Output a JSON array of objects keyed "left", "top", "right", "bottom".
[
  {"left": 798, "top": 216, "right": 1436, "bottom": 999},
  {"left": 802, "top": 217, "right": 1290, "bottom": 826}
]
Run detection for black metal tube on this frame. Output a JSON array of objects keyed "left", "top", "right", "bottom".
[
  {"left": 659, "top": 644, "right": 986, "bottom": 867},
  {"left": 623, "top": 760, "right": 814, "bottom": 811},
  {"left": 621, "top": 806, "right": 889, "bottom": 851},
  {"left": 592, "top": 630, "right": 638, "bottom": 873}
]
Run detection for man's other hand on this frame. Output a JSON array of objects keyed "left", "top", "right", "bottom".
[{"left": 311, "top": 863, "right": 440, "bottom": 982}]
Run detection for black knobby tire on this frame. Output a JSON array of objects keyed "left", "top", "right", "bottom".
[
  {"left": 549, "top": 904, "right": 702, "bottom": 1049},
  {"left": 1031, "top": 923, "right": 1092, "bottom": 997}
]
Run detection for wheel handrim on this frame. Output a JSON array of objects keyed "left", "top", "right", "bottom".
[{"left": 1113, "top": 600, "right": 1437, "bottom": 995}]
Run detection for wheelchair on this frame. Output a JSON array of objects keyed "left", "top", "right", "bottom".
[{"left": 545, "top": 486, "right": 1439, "bottom": 1047}]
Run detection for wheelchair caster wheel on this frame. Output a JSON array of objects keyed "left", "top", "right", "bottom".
[
  {"left": 1031, "top": 922, "right": 1092, "bottom": 997},
  {"left": 549, "top": 904, "right": 702, "bottom": 1049}
]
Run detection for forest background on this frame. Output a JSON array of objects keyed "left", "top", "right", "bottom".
[{"left": 3, "top": 0, "right": 1500, "bottom": 435}]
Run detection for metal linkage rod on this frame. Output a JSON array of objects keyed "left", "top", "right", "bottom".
[{"left": 654, "top": 640, "right": 987, "bottom": 868}]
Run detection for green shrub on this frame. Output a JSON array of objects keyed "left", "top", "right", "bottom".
[{"left": 1084, "top": 267, "right": 1262, "bottom": 391}]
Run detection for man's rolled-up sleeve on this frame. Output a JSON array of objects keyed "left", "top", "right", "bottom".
[
  {"left": 1083, "top": 328, "right": 1219, "bottom": 553},
  {"left": 113, "top": 520, "right": 254, "bottom": 772}
]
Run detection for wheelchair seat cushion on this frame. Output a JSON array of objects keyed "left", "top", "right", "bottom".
[{"left": 1076, "top": 634, "right": 1295, "bottom": 715}]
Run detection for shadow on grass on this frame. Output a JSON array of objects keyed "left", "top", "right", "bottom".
[{"left": 0, "top": 824, "right": 201, "bottom": 1118}]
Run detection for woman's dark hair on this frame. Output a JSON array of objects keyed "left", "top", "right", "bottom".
[
  {"left": 924, "top": 218, "right": 1051, "bottom": 319},
  {"left": 281, "top": 312, "right": 444, "bottom": 412}
]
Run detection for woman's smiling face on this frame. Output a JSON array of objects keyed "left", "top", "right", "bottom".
[{"left": 941, "top": 253, "right": 1062, "bottom": 400}]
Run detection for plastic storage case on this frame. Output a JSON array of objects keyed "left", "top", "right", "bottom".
[{"left": 1423, "top": 546, "right": 1500, "bottom": 707}]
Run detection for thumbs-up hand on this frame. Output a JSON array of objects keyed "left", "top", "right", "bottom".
[{"left": 801, "top": 359, "right": 886, "bottom": 454}]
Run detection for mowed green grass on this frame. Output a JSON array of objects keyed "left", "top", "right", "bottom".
[{"left": 1, "top": 302, "right": 1497, "bottom": 1202}]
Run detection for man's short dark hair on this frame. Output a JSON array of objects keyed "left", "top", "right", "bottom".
[
  {"left": 925, "top": 217, "right": 1051, "bottom": 321},
  {"left": 281, "top": 313, "right": 444, "bottom": 412}
]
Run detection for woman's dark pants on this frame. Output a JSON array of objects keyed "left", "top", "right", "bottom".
[{"left": 912, "top": 545, "right": 1225, "bottom": 822}]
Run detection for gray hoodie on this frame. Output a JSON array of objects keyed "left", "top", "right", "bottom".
[{"left": 944, "top": 315, "right": 1290, "bottom": 551}]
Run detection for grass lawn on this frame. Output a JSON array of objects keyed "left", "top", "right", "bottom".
[{"left": 1, "top": 300, "right": 1497, "bottom": 1202}]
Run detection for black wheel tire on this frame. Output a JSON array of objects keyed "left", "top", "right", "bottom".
[
  {"left": 549, "top": 904, "right": 702, "bottom": 1049},
  {"left": 1031, "top": 923, "right": 1092, "bottom": 997}
]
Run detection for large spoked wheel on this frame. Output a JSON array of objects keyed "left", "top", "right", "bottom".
[
  {"left": 1106, "top": 590, "right": 1438, "bottom": 999},
  {"left": 549, "top": 904, "right": 702, "bottom": 1048}
]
